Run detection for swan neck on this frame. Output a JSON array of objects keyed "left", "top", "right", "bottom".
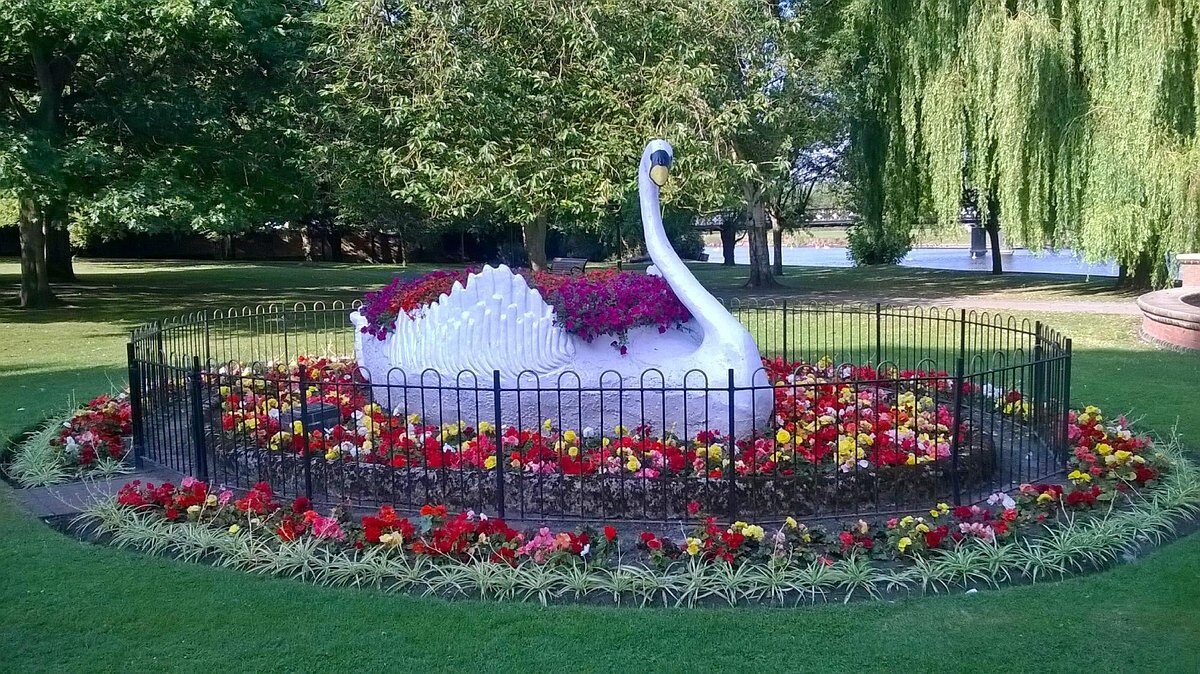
[{"left": 639, "top": 171, "right": 742, "bottom": 343}]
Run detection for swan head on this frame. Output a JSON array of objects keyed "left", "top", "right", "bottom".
[{"left": 640, "top": 139, "right": 674, "bottom": 187}]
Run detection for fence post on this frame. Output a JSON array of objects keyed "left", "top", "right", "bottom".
[
  {"left": 493, "top": 369, "right": 505, "bottom": 519},
  {"left": 958, "top": 308, "right": 967, "bottom": 361},
  {"left": 874, "top": 303, "right": 882, "bottom": 366},
  {"left": 1032, "top": 321, "right": 1044, "bottom": 426},
  {"left": 949, "top": 356, "right": 965, "bottom": 505},
  {"left": 726, "top": 369, "right": 737, "bottom": 522},
  {"left": 298, "top": 366, "right": 314, "bottom": 500},
  {"left": 781, "top": 300, "right": 789, "bottom": 361},
  {"left": 203, "top": 314, "right": 212, "bottom": 370},
  {"left": 189, "top": 356, "right": 209, "bottom": 480},
  {"left": 1061, "top": 338, "right": 1073, "bottom": 459},
  {"left": 126, "top": 342, "right": 144, "bottom": 470}
]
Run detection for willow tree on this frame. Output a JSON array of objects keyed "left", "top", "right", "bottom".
[{"left": 847, "top": 0, "right": 1200, "bottom": 285}]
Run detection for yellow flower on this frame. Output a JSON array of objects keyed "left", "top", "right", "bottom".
[
  {"left": 324, "top": 448, "right": 340, "bottom": 461},
  {"left": 567, "top": 446, "right": 579, "bottom": 458},
  {"left": 205, "top": 494, "right": 218, "bottom": 507},
  {"left": 743, "top": 524, "right": 765, "bottom": 541},
  {"left": 897, "top": 536, "right": 912, "bottom": 553},
  {"left": 484, "top": 455, "right": 498, "bottom": 470},
  {"left": 784, "top": 516, "right": 798, "bottom": 529},
  {"left": 915, "top": 523, "right": 929, "bottom": 534},
  {"left": 707, "top": 444, "right": 723, "bottom": 460},
  {"left": 292, "top": 420, "right": 304, "bottom": 434},
  {"left": 775, "top": 428, "right": 792, "bottom": 445},
  {"left": 228, "top": 524, "right": 240, "bottom": 534},
  {"left": 478, "top": 420, "right": 492, "bottom": 434},
  {"left": 563, "top": 429, "right": 578, "bottom": 443},
  {"left": 186, "top": 504, "right": 201, "bottom": 516},
  {"left": 1067, "top": 469, "right": 1091, "bottom": 483},
  {"left": 625, "top": 456, "right": 641, "bottom": 472},
  {"left": 686, "top": 537, "right": 701, "bottom": 556},
  {"left": 1037, "top": 492, "right": 1054, "bottom": 504},
  {"left": 1113, "top": 449, "right": 1132, "bottom": 463},
  {"left": 542, "top": 418, "right": 553, "bottom": 432},
  {"left": 614, "top": 424, "right": 626, "bottom": 435},
  {"left": 1095, "top": 442, "right": 1113, "bottom": 456}
]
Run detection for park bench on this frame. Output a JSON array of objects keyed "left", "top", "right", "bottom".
[{"left": 550, "top": 257, "right": 588, "bottom": 275}]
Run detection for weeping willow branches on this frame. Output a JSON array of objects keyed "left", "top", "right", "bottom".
[{"left": 856, "top": 0, "right": 1200, "bottom": 285}]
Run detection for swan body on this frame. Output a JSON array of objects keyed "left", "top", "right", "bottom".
[{"left": 351, "top": 139, "right": 771, "bottom": 436}]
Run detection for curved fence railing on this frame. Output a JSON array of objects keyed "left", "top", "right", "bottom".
[{"left": 127, "top": 301, "right": 1072, "bottom": 524}]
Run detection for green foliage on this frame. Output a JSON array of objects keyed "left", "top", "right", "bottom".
[
  {"left": 846, "top": 0, "right": 1200, "bottom": 285},
  {"left": 0, "top": 0, "right": 317, "bottom": 241},
  {"left": 846, "top": 220, "right": 912, "bottom": 265}
]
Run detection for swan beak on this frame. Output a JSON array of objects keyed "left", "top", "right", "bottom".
[{"left": 649, "top": 149, "right": 672, "bottom": 187}]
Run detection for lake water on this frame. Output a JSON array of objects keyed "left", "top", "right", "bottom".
[{"left": 704, "top": 246, "right": 1120, "bottom": 277}]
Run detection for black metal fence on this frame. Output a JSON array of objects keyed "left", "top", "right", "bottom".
[{"left": 128, "top": 301, "right": 1072, "bottom": 524}]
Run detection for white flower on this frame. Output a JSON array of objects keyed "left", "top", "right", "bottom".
[
  {"left": 582, "top": 426, "right": 596, "bottom": 438},
  {"left": 580, "top": 543, "right": 591, "bottom": 557},
  {"left": 987, "top": 492, "right": 1016, "bottom": 509}
]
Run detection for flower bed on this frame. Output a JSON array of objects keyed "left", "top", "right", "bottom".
[
  {"left": 358, "top": 269, "right": 691, "bottom": 351},
  {"left": 201, "top": 355, "right": 997, "bottom": 518},
  {"left": 81, "top": 406, "right": 1198, "bottom": 606},
  {"left": 6, "top": 393, "right": 133, "bottom": 487}
]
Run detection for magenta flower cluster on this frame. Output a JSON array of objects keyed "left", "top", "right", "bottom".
[
  {"left": 533, "top": 270, "right": 691, "bottom": 352},
  {"left": 357, "top": 268, "right": 691, "bottom": 353}
]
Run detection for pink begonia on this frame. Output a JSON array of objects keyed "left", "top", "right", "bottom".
[
  {"left": 310, "top": 514, "right": 346, "bottom": 541},
  {"left": 181, "top": 476, "right": 197, "bottom": 488},
  {"left": 517, "top": 527, "right": 557, "bottom": 564},
  {"left": 218, "top": 489, "right": 233, "bottom": 506}
]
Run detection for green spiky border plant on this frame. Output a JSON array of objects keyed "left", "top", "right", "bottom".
[
  {"left": 6, "top": 409, "right": 132, "bottom": 488},
  {"left": 73, "top": 433, "right": 1200, "bottom": 608}
]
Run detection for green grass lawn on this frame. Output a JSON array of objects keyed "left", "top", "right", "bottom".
[{"left": 2, "top": 258, "right": 1198, "bottom": 672}]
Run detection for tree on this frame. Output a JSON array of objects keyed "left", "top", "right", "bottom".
[
  {"left": 0, "top": 0, "right": 316, "bottom": 308},
  {"left": 314, "top": 0, "right": 708, "bottom": 271},
  {"left": 768, "top": 140, "right": 844, "bottom": 275},
  {"left": 660, "top": 0, "right": 846, "bottom": 287},
  {"left": 845, "top": 0, "right": 1200, "bottom": 287}
]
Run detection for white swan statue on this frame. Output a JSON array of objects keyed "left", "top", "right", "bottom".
[{"left": 350, "top": 139, "right": 771, "bottom": 436}]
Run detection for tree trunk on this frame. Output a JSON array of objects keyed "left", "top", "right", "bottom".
[
  {"left": 769, "top": 205, "right": 784, "bottom": 276},
  {"left": 329, "top": 229, "right": 342, "bottom": 262},
  {"left": 743, "top": 183, "right": 777, "bottom": 287},
  {"left": 1117, "top": 251, "right": 1156, "bottom": 289},
  {"left": 720, "top": 218, "right": 737, "bottom": 266},
  {"left": 17, "top": 196, "right": 54, "bottom": 308},
  {"left": 523, "top": 213, "right": 549, "bottom": 271},
  {"left": 301, "top": 223, "right": 316, "bottom": 261},
  {"left": 45, "top": 206, "right": 75, "bottom": 281},
  {"left": 985, "top": 195, "right": 1003, "bottom": 275}
]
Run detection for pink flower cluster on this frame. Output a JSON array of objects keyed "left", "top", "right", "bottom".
[{"left": 358, "top": 269, "right": 691, "bottom": 353}]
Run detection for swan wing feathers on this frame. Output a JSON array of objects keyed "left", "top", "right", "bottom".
[{"left": 386, "top": 265, "right": 575, "bottom": 379}]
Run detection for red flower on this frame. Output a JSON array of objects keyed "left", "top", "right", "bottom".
[
  {"left": 924, "top": 525, "right": 949, "bottom": 549},
  {"left": 291, "top": 496, "right": 311, "bottom": 514},
  {"left": 686, "top": 500, "right": 701, "bottom": 516},
  {"left": 603, "top": 526, "right": 617, "bottom": 542}
]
